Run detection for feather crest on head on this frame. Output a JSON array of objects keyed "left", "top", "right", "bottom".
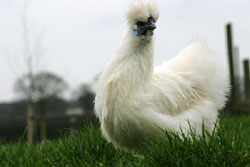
[{"left": 126, "top": 0, "right": 159, "bottom": 26}]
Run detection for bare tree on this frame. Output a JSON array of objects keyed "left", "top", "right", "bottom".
[
  {"left": 14, "top": 72, "right": 68, "bottom": 140},
  {"left": 7, "top": 0, "right": 47, "bottom": 144}
]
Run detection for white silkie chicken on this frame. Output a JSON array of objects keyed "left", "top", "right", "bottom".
[{"left": 95, "top": 1, "right": 229, "bottom": 150}]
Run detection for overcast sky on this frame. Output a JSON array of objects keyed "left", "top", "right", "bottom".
[{"left": 0, "top": 0, "right": 249, "bottom": 102}]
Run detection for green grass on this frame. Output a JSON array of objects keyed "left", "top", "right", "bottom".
[{"left": 0, "top": 116, "right": 249, "bottom": 167}]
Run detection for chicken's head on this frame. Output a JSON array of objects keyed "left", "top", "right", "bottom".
[{"left": 126, "top": 1, "right": 159, "bottom": 41}]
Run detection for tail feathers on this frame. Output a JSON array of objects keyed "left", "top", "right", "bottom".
[
  {"left": 145, "top": 99, "right": 218, "bottom": 135},
  {"left": 158, "top": 38, "right": 230, "bottom": 110}
]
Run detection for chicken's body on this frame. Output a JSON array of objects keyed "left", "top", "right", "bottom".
[{"left": 95, "top": 1, "right": 229, "bottom": 150}]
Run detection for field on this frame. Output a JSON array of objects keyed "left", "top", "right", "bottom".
[{"left": 0, "top": 115, "right": 249, "bottom": 167}]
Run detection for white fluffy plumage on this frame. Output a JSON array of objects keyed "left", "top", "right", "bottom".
[{"left": 94, "top": 1, "right": 230, "bottom": 150}]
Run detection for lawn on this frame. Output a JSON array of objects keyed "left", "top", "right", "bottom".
[{"left": 0, "top": 115, "right": 249, "bottom": 167}]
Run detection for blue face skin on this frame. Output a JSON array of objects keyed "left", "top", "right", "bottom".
[
  {"left": 133, "top": 16, "right": 156, "bottom": 37},
  {"left": 133, "top": 29, "right": 139, "bottom": 36}
]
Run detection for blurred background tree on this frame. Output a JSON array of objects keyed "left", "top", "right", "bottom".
[
  {"left": 14, "top": 72, "right": 68, "bottom": 102},
  {"left": 14, "top": 71, "right": 68, "bottom": 140},
  {"left": 14, "top": 0, "right": 45, "bottom": 144},
  {"left": 73, "top": 84, "right": 95, "bottom": 115}
]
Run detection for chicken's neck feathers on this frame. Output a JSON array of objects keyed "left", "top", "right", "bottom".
[{"left": 102, "top": 30, "right": 155, "bottom": 92}]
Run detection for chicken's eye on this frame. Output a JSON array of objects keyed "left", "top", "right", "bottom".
[{"left": 148, "top": 16, "right": 155, "bottom": 23}]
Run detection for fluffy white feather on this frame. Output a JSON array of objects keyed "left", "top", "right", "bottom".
[{"left": 94, "top": 1, "right": 230, "bottom": 150}]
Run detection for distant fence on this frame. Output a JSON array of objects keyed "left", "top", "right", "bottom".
[
  {"left": 0, "top": 114, "right": 96, "bottom": 144},
  {"left": 226, "top": 23, "right": 250, "bottom": 115}
]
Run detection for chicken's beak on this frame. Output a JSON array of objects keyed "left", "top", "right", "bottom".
[
  {"left": 134, "top": 19, "right": 156, "bottom": 36},
  {"left": 138, "top": 21, "right": 156, "bottom": 35},
  {"left": 143, "top": 21, "right": 156, "bottom": 31}
]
